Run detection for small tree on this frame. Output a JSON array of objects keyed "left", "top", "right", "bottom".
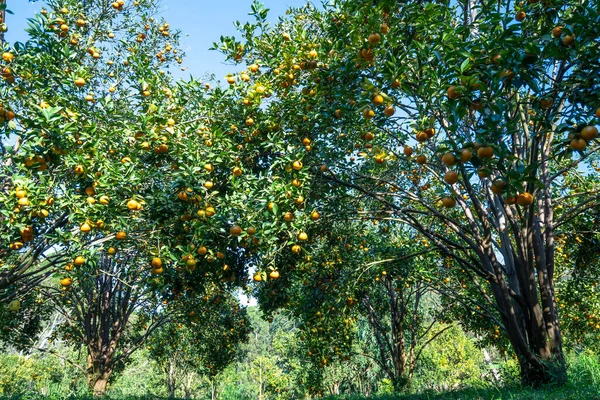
[
  {"left": 147, "top": 294, "right": 249, "bottom": 399},
  {"left": 40, "top": 250, "right": 174, "bottom": 395}
]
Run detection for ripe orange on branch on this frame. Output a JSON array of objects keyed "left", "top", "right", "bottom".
[
  {"left": 442, "top": 152, "right": 457, "bottom": 166},
  {"left": 371, "top": 94, "right": 384, "bottom": 106},
  {"left": 444, "top": 171, "right": 459, "bottom": 185},
  {"left": 517, "top": 192, "right": 534, "bottom": 207},
  {"left": 570, "top": 138, "right": 587, "bottom": 151},
  {"left": 552, "top": 26, "right": 563, "bottom": 38},
  {"left": 441, "top": 197, "right": 456, "bottom": 208},
  {"left": 416, "top": 131, "right": 428, "bottom": 142},
  {"left": 446, "top": 86, "right": 460, "bottom": 99},
  {"left": 477, "top": 146, "right": 494, "bottom": 159},
  {"left": 2, "top": 53, "right": 14, "bottom": 62},
  {"left": 581, "top": 126, "right": 598, "bottom": 141},
  {"left": 368, "top": 33, "right": 381, "bottom": 45},
  {"left": 563, "top": 34, "right": 575, "bottom": 47},
  {"left": 80, "top": 223, "right": 92, "bottom": 233},
  {"left": 415, "top": 155, "right": 427, "bottom": 165},
  {"left": 362, "top": 107, "right": 375, "bottom": 119},
  {"left": 232, "top": 166, "right": 243, "bottom": 177},
  {"left": 127, "top": 199, "right": 142, "bottom": 210},
  {"left": 460, "top": 149, "right": 473, "bottom": 162},
  {"left": 297, "top": 232, "right": 308, "bottom": 241},
  {"left": 151, "top": 258, "right": 162, "bottom": 268}
]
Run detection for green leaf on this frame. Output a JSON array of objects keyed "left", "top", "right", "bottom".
[{"left": 460, "top": 58, "right": 470, "bottom": 73}]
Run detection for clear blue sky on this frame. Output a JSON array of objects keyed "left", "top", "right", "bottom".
[{"left": 4, "top": 0, "right": 312, "bottom": 81}]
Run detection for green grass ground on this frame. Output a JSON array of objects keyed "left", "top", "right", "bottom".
[
  {"left": 324, "top": 383, "right": 600, "bottom": 400},
  {"left": 1, "top": 383, "right": 599, "bottom": 400}
]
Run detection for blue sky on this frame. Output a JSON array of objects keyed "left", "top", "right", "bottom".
[{"left": 4, "top": 0, "right": 312, "bottom": 81}]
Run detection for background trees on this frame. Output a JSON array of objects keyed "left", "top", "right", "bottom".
[{"left": 147, "top": 294, "right": 249, "bottom": 399}]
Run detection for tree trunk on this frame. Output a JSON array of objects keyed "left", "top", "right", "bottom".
[
  {"left": 491, "top": 252, "right": 566, "bottom": 386},
  {"left": 516, "top": 336, "right": 565, "bottom": 387},
  {"left": 182, "top": 373, "right": 194, "bottom": 399},
  {"left": 388, "top": 279, "right": 411, "bottom": 392},
  {"left": 258, "top": 358, "right": 264, "bottom": 400},
  {"left": 87, "top": 351, "right": 115, "bottom": 396},
  {"left": 88, "top": 374, "right": 110, "bottom": 397},
  {"left": 167, "top": 358, "right": 176, "bottom": 398}
]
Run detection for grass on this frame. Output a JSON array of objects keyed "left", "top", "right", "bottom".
[
  {"left": 2, "top": 383, "right": 599, "bottom": 400},
  {"left": 0, "top": 397, "right": 176, "bottom": 400},
  {"left": 2, "top": 383, "right": 599, "bottom": 399},
  {"left": 324, "top": 383, "right": 600, "bottom": 400}
]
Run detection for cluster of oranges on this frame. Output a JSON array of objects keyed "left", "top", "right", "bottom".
[
  {"left": 111, "top": 0, "right": 126, "bottom": 11},
  {"left": 570, "top": 125, "right": 599, "bottom": 151}
]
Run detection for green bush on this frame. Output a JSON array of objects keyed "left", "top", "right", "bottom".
[
  {"left": 568, "top": 350, "right": 600, "bottom": 390},
  {"left": 0, "top": 353, "right": 83, "bottom": 397},
  {"left": 411, "top": 325, "right": 489, "bottom": 392}
]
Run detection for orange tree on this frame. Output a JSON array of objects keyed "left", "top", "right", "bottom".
[
  {"left": 217, "top": 0, "right": 600, "bottom": 386},
  {"left": 0, "top": 0, "right": 194, "bottom": 394},
  {"left": 0, "top": 0, "right": 184, "bottom": 297},
  {"left": 147, "top": 294, "right": 249, "bottom": 398},
  {"left": 253, "top": 211, "right": 466, "bottom": 392},
  {"left": 1, "top": 0, "right": 319, "bottom": 395},
  {"left": 552, "top": 172, "right": 600, "bottom": 352}
]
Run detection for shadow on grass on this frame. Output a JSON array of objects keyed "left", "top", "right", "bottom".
[{"left": 323, "top": 382, "right": 600, "bottom": 400}]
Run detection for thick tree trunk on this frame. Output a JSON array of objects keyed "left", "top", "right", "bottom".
[
  {"left": 87, "top": 351, "right": 115, "bottom": 396},
  {"left": 390, "top": 279, "right": 413, "bottom": 391},
  {"left": 491, "top": 251, "right": 566, "bottom": 386},
  {"left": 88, "top": 374, "right": 110, "bottom": 397},
  {"left": 516, "top": 307, "right": 565, "bottom": 386}
]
